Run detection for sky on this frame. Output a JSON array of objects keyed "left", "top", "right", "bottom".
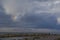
[{"left": 0, "top": 0, "right": 60, "bottom": 33}]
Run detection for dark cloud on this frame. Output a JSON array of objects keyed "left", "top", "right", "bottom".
[
  {"left": 17, "top": 12, "right": 57, "bottom": 29},
  {"left": 0, "top": 0, "right": 60, "bottom": 30},
  {"left": 0, "top": 2, "right": 59, "bottom": 30},
  {"left": 0, "top": 5, "right": 17, "bottom": 27}
]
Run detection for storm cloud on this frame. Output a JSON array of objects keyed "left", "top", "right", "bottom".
[{"left": 0, "top": 0, "right": 60, "bottom": 32}]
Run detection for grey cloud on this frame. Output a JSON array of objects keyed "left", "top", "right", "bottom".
[
  {"left": 17, "top": 12, "right": 57, "bottom": 29},
  {"left": 0, "top": 5, "right": 17, "bottom": 27},
  {"left": 1, "top": 0, "right": 54, "bottom": 20},
  {"left": 0, "top": 0, "right": 60, "bottom": 30}
]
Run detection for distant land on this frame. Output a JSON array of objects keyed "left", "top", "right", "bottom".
[{"left": 0, "top": 32, "right": 60, "bottom": 40}]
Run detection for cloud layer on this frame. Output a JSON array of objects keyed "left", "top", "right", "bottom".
[
  {"left": 2, "top": 0, "right": 60, "bottom": 21},
  {"left": 0, "top": 0, "right": 60, "bottom": 32}
]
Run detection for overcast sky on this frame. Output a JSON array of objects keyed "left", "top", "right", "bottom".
[{"left": 0, "top": 0, "right": 60, "bottom": 32}]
